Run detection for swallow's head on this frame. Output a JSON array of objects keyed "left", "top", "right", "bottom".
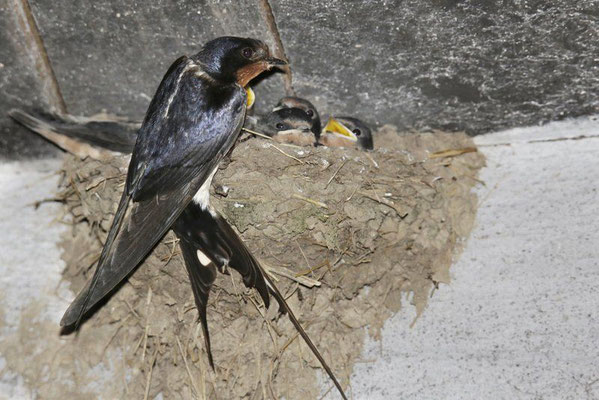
[
  {"left": 196, "top": 37, "right": 287, "bottom": 87},
  {"left": 273, "top": 96, "right": 321, "bottom": 137},
  {"left": 322, "top": 116, "right": 374, "bottom": 150},
  {"left": 259, "top": 108, "right": 314, "bottom": 140}
]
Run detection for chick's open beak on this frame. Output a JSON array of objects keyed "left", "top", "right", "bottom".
[{"left": 323, "top": 118, "right": 357, "bottom": 141}]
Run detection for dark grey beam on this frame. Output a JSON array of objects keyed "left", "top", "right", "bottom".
[{"left": 270, "top": 0, "right": 599, "bottom": 134}]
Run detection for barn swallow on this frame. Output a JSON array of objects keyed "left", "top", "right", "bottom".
[
  {"left": 59, "top": 36, "right": 284, "bottom": 327},
  {"left": 12, "top": 37, "right": 346, "bottom": 399},
  {"left": 321, "top": 116, "right": 374, "bottom": 150},
  {"left": 273, "top": 96, "right": 321, "bottom": 140},
  {"left": 257, "top": 107, "right": 316, "bottom": 146}
]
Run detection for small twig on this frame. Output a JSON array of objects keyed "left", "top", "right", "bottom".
[
  {"left": 292, "top": 193, "right": 328, "bottom": 209},
  {"left": 295, "top": 259, "right": 330, "bottom": 278},
  {"left": 242, "top": 127, "right": 272, "bottom": 140},
  {"left": 176, "top": 335, "right": 202, "bottom": 400},
  {"left": 143, "top": 346, "right": 159, "bottom": 400},
  {"left": 278, "top": 315, "right": 317, "bottom": 360},
  {"left": 358, "top": 190, "right": 408, "bottom": 218},
  {"left": 229, "top": 271, "right": 246, "bottom": 309},
  {"left": 264, "top": 264, "right": 321, "bottom": 288},
  {"left": 345, "top": 184, "right": 360, "bottom": 202},
  {"left": 268, "top": 358, "right": 278, "bottom": 400},
  {"left": 296, "top": 240, "right": 312, "bottom": 272},
  {"left": 269, "top": 143, "right": 304, "bottom": 164},
  {"left": 365, "top": 152, "right": 379, "bottom": 168},
  {"left": 248, "top": 296, "right": 278, "bottom": 348},
  {"left": 101, "top": 323, "right": 124, "bottom": 358},
  {"left": 297, "top": 337, "right": 304, "bottom": 368},
  {"left": 162, "top": 235, "right": 180, "bottom": 265},
  {"left": 27, "top": 197, "right": 64, "bottom": 209},
  {"left": 317, "top": 384, "right": 335, "bottom": 400},
  {"left": 85, "top": 175, "right": 120, "bottom": 191},
  {"left": 141, "top": 287, "right": 152, "bottom": 362},
  {"left": 429, "top": 147, "right": 477, "bottom": 159},
  {"left": 260, "top": 263, "right": 281, "bottom": 283},
  {"left": 275, "top": 142, "right": 304, "bottom": 150},
  {"left": 326, "top": 159, "right": 347, "bottom": 189},
  {"left": 132, "top": 331, "right": 145, "bottom": 356},
  {"left": 124, "top": 300, "right": 140, "bottom": 320}
]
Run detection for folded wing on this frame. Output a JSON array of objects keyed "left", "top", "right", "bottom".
[{"left": 61, "top": 56, "right": 246, "bottom": 327}]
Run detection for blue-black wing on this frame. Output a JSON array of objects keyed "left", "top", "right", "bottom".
[{"left": 61, "top": 56, "right": 246, "bottom": 326}]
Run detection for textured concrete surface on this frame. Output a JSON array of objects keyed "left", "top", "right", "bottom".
[
  {"left": 0, "top": 2, "right": 60, "bottom": 159},
  {"left": 28, "top": 0, "right": 286, "bottom": 117},
  {"left": 0, "top": 158, "right": 67, "bottom": 399},
  {"left": 272, "top": 0, "right": 599, "bottom": 134},
  {"left": 350, "top": 116, "right": 599, "bottom": 399}
]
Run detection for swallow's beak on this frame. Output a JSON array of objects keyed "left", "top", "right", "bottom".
[
  {"left": 245, "top": 87, "right": 255, "bottom": 109},
  {"left": 323, "top": 117, "right": 357, "bottom": 142},
  {"left": 264, "top": 56, "right": 287, "bottom": 66}
]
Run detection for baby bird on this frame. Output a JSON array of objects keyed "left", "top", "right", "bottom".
[
  {"left": 273, "top": 96, "right": 321, "bottom": 141},
  {"left": 258, "top": 107, "right": 315, "bottom": 146},
  {"left": 321, "top": 116, "right": 374, "bottom": 150}
]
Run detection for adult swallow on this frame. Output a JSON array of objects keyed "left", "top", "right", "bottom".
[
  {"left": 273, "top": 96, "right": 321, "bottom": 140},
  {"left": 12, "top": 37, "right": 346, "bottom": 398},
  {"left": 59, "top": 36, "right": 286, "bottom": 329},
  {"left": 12, "top": 108, "right": 307, "bottom": 368},
  {"left": 257, "top": 107, "right": 316, "bottom": 146},
  {"left": 10, "top": 106, "right": 269, "bottom": 367},
  {"left": 321, "top": 116, "right": 374, "bottom": 150}
]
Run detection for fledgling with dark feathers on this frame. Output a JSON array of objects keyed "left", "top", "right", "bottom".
[
  {"left": 321, "top": 116, "right": 374, "bottom": 151},
  {"left": 257, "top": 107, "right": 316, "bottom": 146},
  {"left": 11, "top": 36, "right": 347, "bottom": 399},
  {"left": 273, "top": 96, "right": 321, "bottom": 140}
]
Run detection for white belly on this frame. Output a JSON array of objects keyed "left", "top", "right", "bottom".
[{"left": 192, "top": 167, "right": 218, "bottom": 210}]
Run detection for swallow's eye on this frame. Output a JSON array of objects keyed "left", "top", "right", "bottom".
[
  {"left": 242, "top": 47, "right": 254, "bottom": 59},
  {"left": 353, "top": 128, "right": 362, "bottom": 136},
  {"left": 306, "top": 109, "right": 314, "bottom": 117},
  {"left": 276, "top": 123, "right": 286, "bottom": 130}
]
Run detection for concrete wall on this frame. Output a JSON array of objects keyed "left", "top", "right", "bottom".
[
  {"left": 0, "top": 0, "right": 62, "bottom": 158},
  {"left": 1, "top": 0, "right": 598, "bottom": 158}
]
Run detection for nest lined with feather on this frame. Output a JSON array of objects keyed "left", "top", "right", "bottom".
[{"left": 55, "top": 126, "right": 484, "bottom": 399}]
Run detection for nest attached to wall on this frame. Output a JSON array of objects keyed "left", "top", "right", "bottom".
[{"left": 55, "top": 126, "right": 483, "bottom": 399}]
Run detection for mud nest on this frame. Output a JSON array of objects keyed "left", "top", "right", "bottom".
[{"left": 54, "top": 126, "right": 484, "bottom": 399}]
